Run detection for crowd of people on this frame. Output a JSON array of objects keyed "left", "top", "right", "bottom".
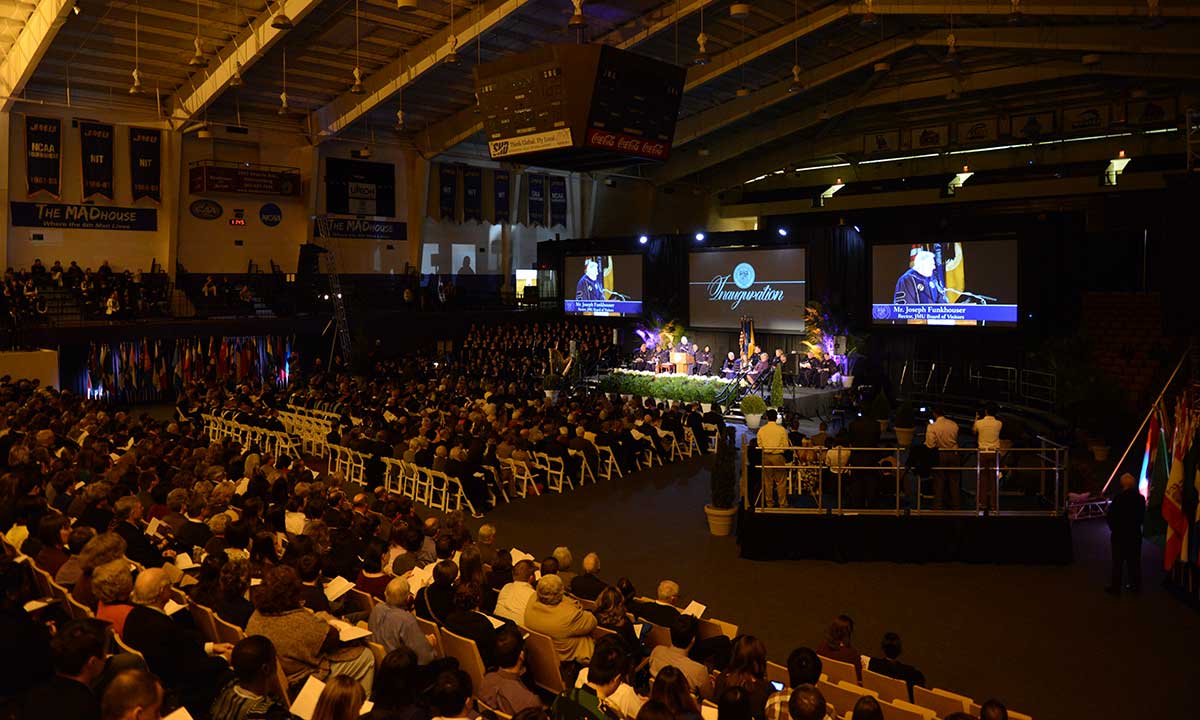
[{"left": 1, "top": 259, "right": 169, "bottom": 327}]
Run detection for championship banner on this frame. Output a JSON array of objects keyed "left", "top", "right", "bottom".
[
  {"left": 129, "top": 128, "right": 162, "bottom": 202},
  {"left": 549, "top": 175, "right": 567, "bottom": 227},
  {"left": 26, "top": 116, "right": 61, "bottom": 198},
  {"left": 11, "top": 201, "right": 157, "bottom": 231},
  {"left": 493, "top": 170, "right": 510, "bottom": 225},
  {"left": 79, "top": 122, "right": 115, "bottom": 200},
  {"left": 528, "top": 173, "right": 547, "bottom": 227},
  {"left": 463, "top": 166, "right": 483, "bottom": 223},
  {"left": 438, "top": 164, "right": 457, "bottom": 221}
]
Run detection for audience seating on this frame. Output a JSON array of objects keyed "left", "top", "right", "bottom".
[
  {"left": 415, "top": 617, "right": 443, "bottom": 658},
  {"left": 890, "top": 699, "right": 936, "bottom": 719},
  {"left": 817, "top": 681, "right": 876, "bottom": 717},
  {"left": 913, "top": 686, "right": 971, "bottom": 717},
  {"left": 863, "top": 667, "right": 910, "bottom": 703},
  {"left": 821, "top": 655, "right": 859, "bottom": 686},
  {"left": 439, "top": 627, "right": 488, "bottom": 694},
  {"left": 476, "top": 698, "right": 513, "bottom": 720},
  {"left": 881, "top": 700, "right": 932, "bottom": 720},
  {"left": 520, "top": 626, "right": 566, "bottom": 694}
]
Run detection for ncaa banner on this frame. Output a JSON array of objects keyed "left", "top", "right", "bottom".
[
  {"left": 79, "top": 122, "right": 115, "bottom": 200},
  {"left": 528, "top": 174, "right": 547, "bottom": 227},
  {"left": 438, "top": 164, "right": 457, "bottom": 221},
  {"left": 493, "top": 170, "right": 510, "bottom": 225},
  {"left": 129, "top": 128, "right": 162, "bottom": 202},
  {"left": 463, "top": 166, "right": 483, "bottom": 223},
  {"left": 549, "top": 175, "right": 567, "bottom": 228},
  {"left": 26, "top": 116, "right": 62, "bottom": 198}
]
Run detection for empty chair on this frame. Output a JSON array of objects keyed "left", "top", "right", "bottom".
[
  {"left": 889, "top": 699, "right": 935, "bottom": 720},
  {"left": 821, "top": 655, "right": 859, "bottom": 686},
  {"left": 879, "top": 700, "right": 931, "bottom": 720},
  {"left": 863, "top": 668, "right": 910, "bottom": 703},
  {"left": 913, "top": 687, "right": 971, "bottom": 718}
]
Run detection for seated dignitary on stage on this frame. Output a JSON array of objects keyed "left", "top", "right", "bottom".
[
  {"left": 694, "top": 345, "right": 713, "bottom": 376},
  {"left": 722, "top": 352, "right": 741, "bottom": 379}
]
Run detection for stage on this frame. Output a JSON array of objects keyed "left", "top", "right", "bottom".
[
  {"left": 737, "top": 509, "right": 1073, "bottom": 564},
  {"left": 780, "top": 385, "right": 840, "bottom": 418}
]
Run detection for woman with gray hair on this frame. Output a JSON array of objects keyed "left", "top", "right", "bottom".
[
  {"left": 93, "top": 557, "right": 135, "bottom": 634},
  {"left": 72, "top": 531, "right": 127, "bottom": 611},
  {"left": 523, "top": 573, "right": 597, "bottom": 663}
]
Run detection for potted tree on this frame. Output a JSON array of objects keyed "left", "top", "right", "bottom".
[
  {"left": 870, "top": 391, "right": 891, "bottom": 434},
  {"left": 893, "top": 400, "right": 917, "bottom": 447},
  {"left": 741, "top": 394, "right": 767, "bottom": 429},
  {"left": 705, "top": 428, "right": 738, "bottom": 536},
  {"left": 542, "top": 372, "right": 561, "bottom": 401},
  {"left": 770, "top": 365, "right": 784, "bottom": 410}
]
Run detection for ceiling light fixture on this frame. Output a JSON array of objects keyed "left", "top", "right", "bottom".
[
  {"left": 395, "top": 54, "right": 406, "bottom": 129},
  {"left": 229, "top": 61, "right": 243, "bottom": 88},
  {"left": 397, "top": 0, "right": 418, "bottom": 9},
  {"left": 1007, "top": 0, "right": 1023, "bottom": 25},
  {"left": 945, "top": 32, "right": 957, "bottom": 63},
  {"left": 860, "top": 0, "right": 878, "bottom": 28},
  {"left": 730, "top": 3, "right": 750, "bottom": 18},
  {"left": 278, "top": 49, "right": 290, "bottom": 115},
  {"left": 446, "top": 0, "right": 459, "bottom": 64},
  {"left": 271, "top": 1, "right": 293, "bottom": 30},
  {"left": 189, "top": 0, "right": 208, "bottom": 67},
  {"left": 568, "top": 0, "right": 587, "bottom": 29},
  {"left": 788, "top": 0, "right": 803, "bottom": 93},
  {"left": 130, "top": 2, "right": 143, "bottom": 95},
  {"left": 350, "top": 0, "right": 364, "bottom": 93},
  {"left": 1145, "top": 0, "right": 1165, "bottom": 29},
  {"left": 694, "top": 8, "right": 710, "bottom": 65}
]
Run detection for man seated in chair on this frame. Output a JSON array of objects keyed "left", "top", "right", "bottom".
[
  {"left": 524, "top": 574, "right": 596, "bottom": 663},
  {"left": 369, "top": 577, "right": 437, "bottom": 665},
  {"left": 478, "top": 625, "right": 543, "bottom": 715},
  {"left": 746, "top": 352, "right": 771, "bottom": 386},
  {"left": 209, "top": 636, "right": 292, "bottom": 720}
]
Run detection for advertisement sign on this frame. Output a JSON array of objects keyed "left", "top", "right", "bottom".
[
  {"left": 584, "top": 128, "right": 671, "bottom": 161},
  {"left": 488, "top": 128, "right": 573, "bottom": 159},
  {"left": 11, "top": 201, "right": 157, "bottom": 231},
  {"left": 189, "top": 164, "right": 301, "bottom": 196}
]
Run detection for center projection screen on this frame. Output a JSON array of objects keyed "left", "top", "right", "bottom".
[{"left": 689, "top": 248, "right": 807, "bottom": 333}]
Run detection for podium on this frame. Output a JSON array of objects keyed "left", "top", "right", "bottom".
[{"left": 670, "top": 351, "right": 695, "bottom": 375}]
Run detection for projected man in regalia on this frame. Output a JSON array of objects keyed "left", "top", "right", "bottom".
[
  {"left": 893, "top": 249, "right": 947, "bottom": 304},
  {"left": 575, "top": 258, "right": 607, "bottom": 301}
]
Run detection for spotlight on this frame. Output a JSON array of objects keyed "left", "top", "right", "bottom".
[
  {"left": 337, "top": 292, "right": 343, "bottom": 299},
  {"left": 1105, "top": 152, "right": 1131, "bottom": 186},
  {"left": 638, "top": 235, "right": 649, "bottom": 244},
  {"left": 695, "top": 232, "right": 705, "bottom": 242},
  {"left": 323, "top": 294, "right": 330, "bottom": 300},
  {"left": 919, "top": 406, "right": 927, "bottom": 413},
  {"left": 947, "top": 166, "right": 974, "bottom": 196},
  {"left": 853, "top": 225, "right": 861, "bottom": 233},
  {"left": 777, "top": 228, "right": 788, "bottom": 237}
]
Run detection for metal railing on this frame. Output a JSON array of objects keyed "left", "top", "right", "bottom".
[{"left": 741, "top": 438, "right": 1068, "bottom": 517}]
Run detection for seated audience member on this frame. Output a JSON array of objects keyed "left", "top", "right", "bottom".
[
  {"left": 635, "top": 580, "right": 682, "bottom": 627},
  {"left": 214, "top": 559, "right": 256, "bottom": 629},
  {"left": 443, "top": 581, "right": 499, "bottom": 669},
  {"left": 573, "top": 636, "right": 646, "bottom": 719},
  {"left": 786, "top": 685, "right": 827, "bottom": 720},
  {"left": 550, "top": 639, "right": 627, "bottom": 720},
  {"left": 312, "top": 674, "right": 366, "bottom": 720},
  {"left": 244, "top": 566, "right": 375, "bottom": 693},
  {"left": 111, "top": 496, "right": 168, "bottom": 569},
  {"left": 355, "top": 539, "right": 391, "bottom": 600},
  {"left": 100, "top": 668, "right": 164, "bottom": 720},
  {"left": 718, "top": 686, "right": 753, "bottom": 720},
  {"left": 980, "top": 699, "right": 1009, "bottom": 720},
  {"left": 122, "top": 568, "right": 233, "bottom": 715},
  {"left": 851, "top": 696, "right": 884, "bottom": 720},
  {"left": 552, "top": 547, "right": 576, "bottom": 588},
  {"left": 363, "top": 647, "right": 427, "bottom": 720},
  {"left": 716, "top": 636, "right": 771, "bottom": 719},
  {"left": 428, "top": 670, "right": 475, "bottom": 720},
  {"left": 591, "top": 586, "right": 645, "bottom": 659},
  {"left": 650, "top": 665, "right": 702, "bottom": 720},
  {"left": 296, "top": 554, "right": 332, "bottom": 614},
  {"left": 55, "top": 526, "right": 97, "bottom": 587},
  {"left": 816, "top": 614, "right": 861, "bottom": 681},
  {"left": 22, "top": 618, "right": 107, "bottom": 720},
  {"left": 474, "top": 524, "right": 500, "bottom": 568},
  {"left": 414, "top": 560, "right": 458, "bottom": 624},
  {"left": 649, "top": 615, "right": 713, "bottom": 699},
  {"left": 478, "top": 625, "right": 542, "bottom": 715},
  {"left": 866, "top": 632, "right": 925, "bottom": 701},
  {"left": 524, "top": 574, "right": 597, "bottom": 663},
  {"left": 369, "top": 577, "right": 436, "bottom": 664},
  {"left": 637, "top": 700, "right": 675, "bottom": 720},
  {"left": 209, "top": 635, "right": 291, "bottom": 720},
  {"left": 33, "top": 514, "right": 72, "bottom": 577},
  {"left": 73, "top": 532, "right": 128, "bottom": 611},
  {"left": 569, "top": 552, "right": 606, "bottom": 601},
  {"left": 765, "top": 648, "right": 822, "bottom": 720},
  {"left": 494, "top": 559, "right": 537, "bottom": 624},
  {"left": 93, "top": 558, "right": 136, "bottom": 636}
]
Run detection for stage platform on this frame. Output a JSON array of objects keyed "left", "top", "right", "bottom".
[
  {"left": 737, "top": 509, "right": 1073, "bottom": 564},
  {"left": 780, "top": 386, "right": 840, "bottom": 418}
]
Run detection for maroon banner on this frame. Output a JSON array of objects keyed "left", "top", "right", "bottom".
[
  {"left": 585, "top": 128, "right": 670, "bottom": 161},
  {"left": 188, "top": 164, "right": 301, "bottom": 196}
]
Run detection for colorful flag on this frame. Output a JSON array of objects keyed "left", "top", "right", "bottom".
[{"left": 1163, "top": 397, "right": 1193, "bottom": 570}]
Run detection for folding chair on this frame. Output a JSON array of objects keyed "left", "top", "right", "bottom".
[
  {"left": 503, "top": 458, "right": 537, "bottom": 498},
  {"left": 568, "top": 449, "right": 596, "bottom": 485},
  {"left": 534, "top": 453, "right": 571, "bottom": 493},
  {"left": 412, "top": 465, "right": 433, "bottom": 506},
  {"left": 863, "top": 668, "right": 909, "bottom": 703},
  {"left": 188, "top": 602, "right": 219, "bottom": 643},
  {"left": 521, "top": 627, "right": 566, "bottom": 694},
  {"left": 683, "top": 428, "right": 700, "bottom": 458},
  {"left": 444, "top": 474, "right": 477, "bottom": 516},
  {"left": 702, "top": 423, "right": 719, "bottom": 453},
  {"left": 657, "top": 430, "right": 683, "bottom": 462},
  {"left": 426, "top": 469, "right": 451, "bottom": 511},
  {"left": 593, "top": 442, "right": 623, "bottom": 480},
  {"left": 212, "top": 612, "right": 246, "bottom": 645},
  {"left": 440, "top": 627, "right": 488, "bottom": 694}
]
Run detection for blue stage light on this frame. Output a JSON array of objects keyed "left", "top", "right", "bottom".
[{"left": 638, "top": 235, "right": 649, "bottom": 244}]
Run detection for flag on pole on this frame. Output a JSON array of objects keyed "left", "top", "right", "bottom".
[
  {"left": 1163, "top": 396, "right": 1193, "bottom": 571},
  {"left": 1139, "top": 407, "right": 1161, "bottom": 500}
]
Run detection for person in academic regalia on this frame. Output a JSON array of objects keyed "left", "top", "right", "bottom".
[
  {"left": 721, "top": 352, "right": 741, "bottom": 380},
  {"left": 694, "top": 345, "right": 713, "bottom": 376},
  {"left": 893, "top": 250, "right": 946, "bottom": 305},
  {"left": 575, "top": 258, "right": 606, "bottom": 301}
]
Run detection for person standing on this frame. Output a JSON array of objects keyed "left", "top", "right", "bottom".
[
  {"left": 925, "top": 408, "right": 960, "bottom": 509},
  {"left": 757, "top": 410, "right": 791, "bottom": 509},
  {"left": 972, "top": 404, "right": 1002, "bottom": 511},
  {"left": 1106, "top": 472, "right": 1145, "bottom": 595}
]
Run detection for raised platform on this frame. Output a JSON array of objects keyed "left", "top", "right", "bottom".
[
  {"left": 780, "top": 386, "right": 840, "bottom": 418},
  {"left": 737, "top": 509, "right": 1073, "bottom": 564}
]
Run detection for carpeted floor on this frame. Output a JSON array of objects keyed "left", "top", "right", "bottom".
[{"left": 467, "top": 450, "right": 1200, "bottom": 720}]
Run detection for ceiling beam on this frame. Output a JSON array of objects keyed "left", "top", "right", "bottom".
[
  {"left": 852, "top": 0, "right": 1200, "bottom": 18},
  {"left": 0, "top": 0, "right": 76, "bottom": 112},
  {"left": 594, "top": 0, "right": 716, "bottom": 50},
  {"left": 312, "top": 0, "right": 533, "bottom": 141},
  {"left": 915, "top": 24, "right": 1200, "bottom": 55},
  {"left": 168, "top": 0, "right": 325, "bottom": 124},
  {"left": 695, "top": 56, "right": 1200, "bottom": 191}
]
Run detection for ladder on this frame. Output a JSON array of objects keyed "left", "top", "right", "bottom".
[{"left": 315, "top": 217, "right": 352, "bottom": 364}]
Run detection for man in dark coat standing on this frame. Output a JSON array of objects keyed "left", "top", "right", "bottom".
[{"left": 1106, "top": 472, "right": 1145, "bottom": 595}]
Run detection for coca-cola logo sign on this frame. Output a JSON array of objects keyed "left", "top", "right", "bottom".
[{"left": 586, "top": 128, "right": 671, "bottom": 160}]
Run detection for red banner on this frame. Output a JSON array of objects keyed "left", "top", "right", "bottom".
[{"left": 585, "top": 128, "right": 670, "bottom": 161}]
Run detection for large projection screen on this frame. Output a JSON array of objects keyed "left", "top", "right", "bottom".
[
  {"left": 870, "top": 240, "right": 1018, "bottom": 326},
  {"left": 563, "top": 253, "right": 644, "bottom": 317},
  {"left": 688, "top": 247, "right": 807, "bottom": 332}
]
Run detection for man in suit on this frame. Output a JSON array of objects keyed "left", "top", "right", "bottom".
[
  {"left": 111, "top": 496, "right": 170, "bottom": 568},
  {"left": 173, "top": 493, "right": 212, "bottom": 554},
  {"left": 523, "top": 574, "right": 596, "bottom": 663},
  {"left": 22, "top": 618, "right": 108, "bottom": 720},
  {"left": 569, "top": 553, "right": 607, "bottom": 601},
  {"left": 847, "top": 409, "right": 882, "bottom": 508},
  {"left": 1106, "top": 472, "right": 1146, "bottom": 595},
  {"left": 122, "top": 568, "right": 232, "bottom": 715}
]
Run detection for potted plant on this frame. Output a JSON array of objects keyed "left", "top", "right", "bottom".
[
  {"left": 542, "top": 372, "right": 561, "bottom": 401},
  {"left": 698, "top": 381, "right": 717, "bottom": 413},
  {"left": 741, "top": 394, "right": 767, "bottom": 429},
  {"left": 705, "top": 428, "right": 738, "bottom": 536},
  {"left": 893, "top": 400, "right": 917, "bottom": 447},
  {"left": 869, "top": 391, "right": 891, "bottom": 434},
  {"left": 770, "top": 365, "right": 784, "bottom": 409}
]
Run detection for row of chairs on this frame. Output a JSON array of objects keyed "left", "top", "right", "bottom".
[
  {"left": 278, "top": 409, "right": 334, "bottom": 458},
  {"left": 201, "top": 414, "right": 302, "bottom": 459}
]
